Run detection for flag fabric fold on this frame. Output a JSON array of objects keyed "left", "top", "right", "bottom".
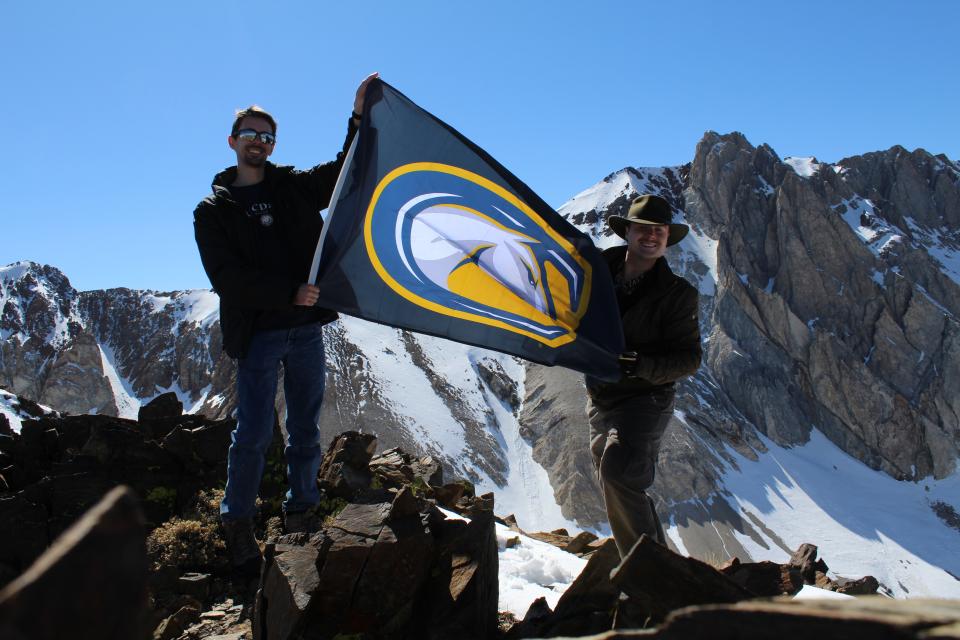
[{"left": 310, "top": 80, "right": 624, "bottom": 380}]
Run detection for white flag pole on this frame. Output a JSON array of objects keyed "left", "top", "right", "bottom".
[{"left": 308, "top": 133, "right": 360, "bottom": 284}]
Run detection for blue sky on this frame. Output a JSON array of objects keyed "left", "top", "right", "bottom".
[{"left": 3, "top": 1, "right": 957, "bottom": 291}]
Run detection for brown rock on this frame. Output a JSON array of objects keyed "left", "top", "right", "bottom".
[
  {"left": 526, "top": 530, "right": 573, "bottom": 550},
  {"left": 721, "top": 560, "right": 803, "bottom": 596},
  {"left": 835, "top": 575, "right": 880, "bottom": 595},
  {"left": 153, "top": 605, "right": 199, "bottom": 640},
  {"left": 564, "top": 531, "right": 600, "bottom": 555},
  {"left": 432, "top": 482, "right": 467, "bottom": 508}
]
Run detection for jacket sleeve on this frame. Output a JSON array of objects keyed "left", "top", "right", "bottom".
[
  {"left": 291, "top": 116, "right": 360, "bottom": 212},
  {"left": 193, "top": 205, "right": 299, "bottom": 309},
  {"left": 632, "top": 283, "right": 702, "bottom": 385}
]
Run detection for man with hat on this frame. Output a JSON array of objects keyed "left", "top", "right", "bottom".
[{"left": 585, "top": 194, "right": 702, "bottom": 559}]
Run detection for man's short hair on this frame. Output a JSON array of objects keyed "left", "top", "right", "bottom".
[{"left": 231, "top": 105, "right": 277, "bottom": 137}]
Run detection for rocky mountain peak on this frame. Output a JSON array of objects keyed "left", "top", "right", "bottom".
[
  {"left": 834, "top": 144, "right": 960, "bottom": 231},
  {"left": 0, "top": 261, "right": 81, "bottom": 348}
]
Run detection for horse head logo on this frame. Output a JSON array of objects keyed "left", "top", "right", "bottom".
[{"left": 364, "top": 163, "right": 591, "bottom": 346}]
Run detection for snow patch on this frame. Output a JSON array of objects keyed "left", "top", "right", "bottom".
[
  {"left": 784, "top": 157, "right": 821, "bottom": 178},
  {"left": 496, "top": 521, "right": 588, "bottom": 616},
  {"left": 0, "top": 388, "right": 58, "bottom": 434},
  {"left": 98, "top": 343, "right": 141, "bottom": 419}
]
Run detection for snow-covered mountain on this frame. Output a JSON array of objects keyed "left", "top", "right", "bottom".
[{"left": 2, "top": 131, "right": 958, "bottom": 598}]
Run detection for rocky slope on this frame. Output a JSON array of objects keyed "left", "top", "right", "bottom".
[{"left": 2, "top": 131, "right": 959, "bottom": 593}]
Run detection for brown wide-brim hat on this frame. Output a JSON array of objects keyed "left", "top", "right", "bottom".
[{"left": 607, "top": 194, "right": 689, "bottom": 246}]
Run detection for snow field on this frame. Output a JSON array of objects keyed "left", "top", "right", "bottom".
[{"left": 713, "top": 427, "right": 960, "bottom": 598}]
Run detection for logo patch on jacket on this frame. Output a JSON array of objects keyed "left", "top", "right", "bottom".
[{"left": 363, "top": 162, "right": 592, "bottom": 346}]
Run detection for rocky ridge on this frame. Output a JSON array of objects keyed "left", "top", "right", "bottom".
[{"left": 4, "top": 396, "right": 948, "bottom": 640}]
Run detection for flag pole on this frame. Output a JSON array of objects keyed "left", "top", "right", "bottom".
[{"left": 308, "top": 133, "right": 359, "bottom": 284}]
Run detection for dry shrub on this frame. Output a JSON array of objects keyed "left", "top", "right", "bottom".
[
  {"left": 147, "top": 517, "right": 226, "bottom": 571},
  {"left": 183, "top": 488, "right": 224, "bottom": 525}
]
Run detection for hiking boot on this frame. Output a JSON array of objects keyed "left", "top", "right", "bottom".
[
  {"left": 284, "top": 507, "right": 322, "bottom": 534},
  {"left": 221, "top": 517, "right": 262, "bottom": 578}
]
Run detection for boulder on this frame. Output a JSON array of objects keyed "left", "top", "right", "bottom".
[
  {"left": 610, "top": 536, "right": 754, "bottom": 625},
  {"left": 254, "top": 472, "right": 498, "bottom": 640}
]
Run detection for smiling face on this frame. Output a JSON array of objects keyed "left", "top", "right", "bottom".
[
  {"left": 625, "top": 222, "right": 669, "bottom": 264},
  {"left": 228, "top": 115, "right": 275, "bottom": 169}
]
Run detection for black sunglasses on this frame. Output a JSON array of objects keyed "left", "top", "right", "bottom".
[{"left": 234, "top": 128, "right": 276, "bottom": 145}]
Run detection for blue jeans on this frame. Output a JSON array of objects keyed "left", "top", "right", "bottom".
[{"left": 220, "top": 323, "right": 326, "bottom": 521}]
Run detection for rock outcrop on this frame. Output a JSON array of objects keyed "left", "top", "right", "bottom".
[{"left": 0, "top": 397, "right": 941, "bottom": 640}]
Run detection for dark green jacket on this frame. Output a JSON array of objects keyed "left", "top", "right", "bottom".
[
  {"left": 193, "top": 119, "right": 355, "bottom": 358},
  {"left": 586, "top": 246, "right": 702, "bottom": 408}
]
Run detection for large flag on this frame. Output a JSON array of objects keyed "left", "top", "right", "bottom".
[{"left": 309, "top": 80, "right": 623, "bottom": 380}]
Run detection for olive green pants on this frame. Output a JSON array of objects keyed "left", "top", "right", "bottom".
[{"left": 588, "top": 389, "right": 674, "bottom": 558}]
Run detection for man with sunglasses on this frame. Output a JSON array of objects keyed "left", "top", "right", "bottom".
[{"left": 193, "top": 72, "right": 378, "bottom": 577}]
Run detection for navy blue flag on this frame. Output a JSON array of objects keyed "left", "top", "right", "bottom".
[{"left": 309, "top": 80, "right": 623, "bottom": 380}]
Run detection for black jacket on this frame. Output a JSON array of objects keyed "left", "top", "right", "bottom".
[
  {"left": 586, "top": 246, "right": 702, "bottom": 408},
  {"left": 193, "top": 120, "right": 356, "bottom": 358}
]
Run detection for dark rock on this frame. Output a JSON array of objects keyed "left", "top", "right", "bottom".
[
  {"left": 42, "top": 472, "right": 118, "bottom": 540},
  {"left": 610, "top": 535, "right": 754, "bottom": 625},
  {"left": 788, "top": 543, "right": 828, "bottom": 583},
  {"left": 389, "top": 485, "right": 422, "bottom": 520},
  {"left": 835, "top": 575, "right": 881, "bottom": 595},
  {"left": 413, "top": 510, "right": 498, "bottom": 639},
  {"left": 0, "top": 486, "right": 150, "bottom": 640},
  {"left": 257, "top": 541, "right": 323, "bottom": 638},
  {"left": 139, "top": 392, "right": 184, "bottom": 422},
  {"left": 161, "top": 419, "right": 233, "bottom": 472},
  {"left": 255, "top": 483, "right": 498, "bottom": 640},
  {"left": 521, "top": 596, "right": 552, "bottom": 625},
  {"left": 432, "top": 482, "right": 467, "bottom": 508},
  {"left": 0, "top": 414, "right": 10, "bottom": 436},
  {"left": 0, "top": 492, "right": 49, "bottom": 577},
  {"left": 178, "top": 572, "right": 212, "bottom": 600},
  {"left": 476, "top": 358, "right": 521, "bottom": 409},
  {"left": 318, "top": 431, "right": 377, "bottom": 498},
  {"left": 720, "top": 559, "right": 804, "bottom": 596},
  {"left": 453, "top": 491, "right": 495, "bottom": 518},
  {"left": 153, "top": 604, "right": 200, "bottom": 640}
]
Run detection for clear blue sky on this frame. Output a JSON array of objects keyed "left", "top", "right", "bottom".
[{"left": 3, "top": 0, "right": 957, "bottom": 291}]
